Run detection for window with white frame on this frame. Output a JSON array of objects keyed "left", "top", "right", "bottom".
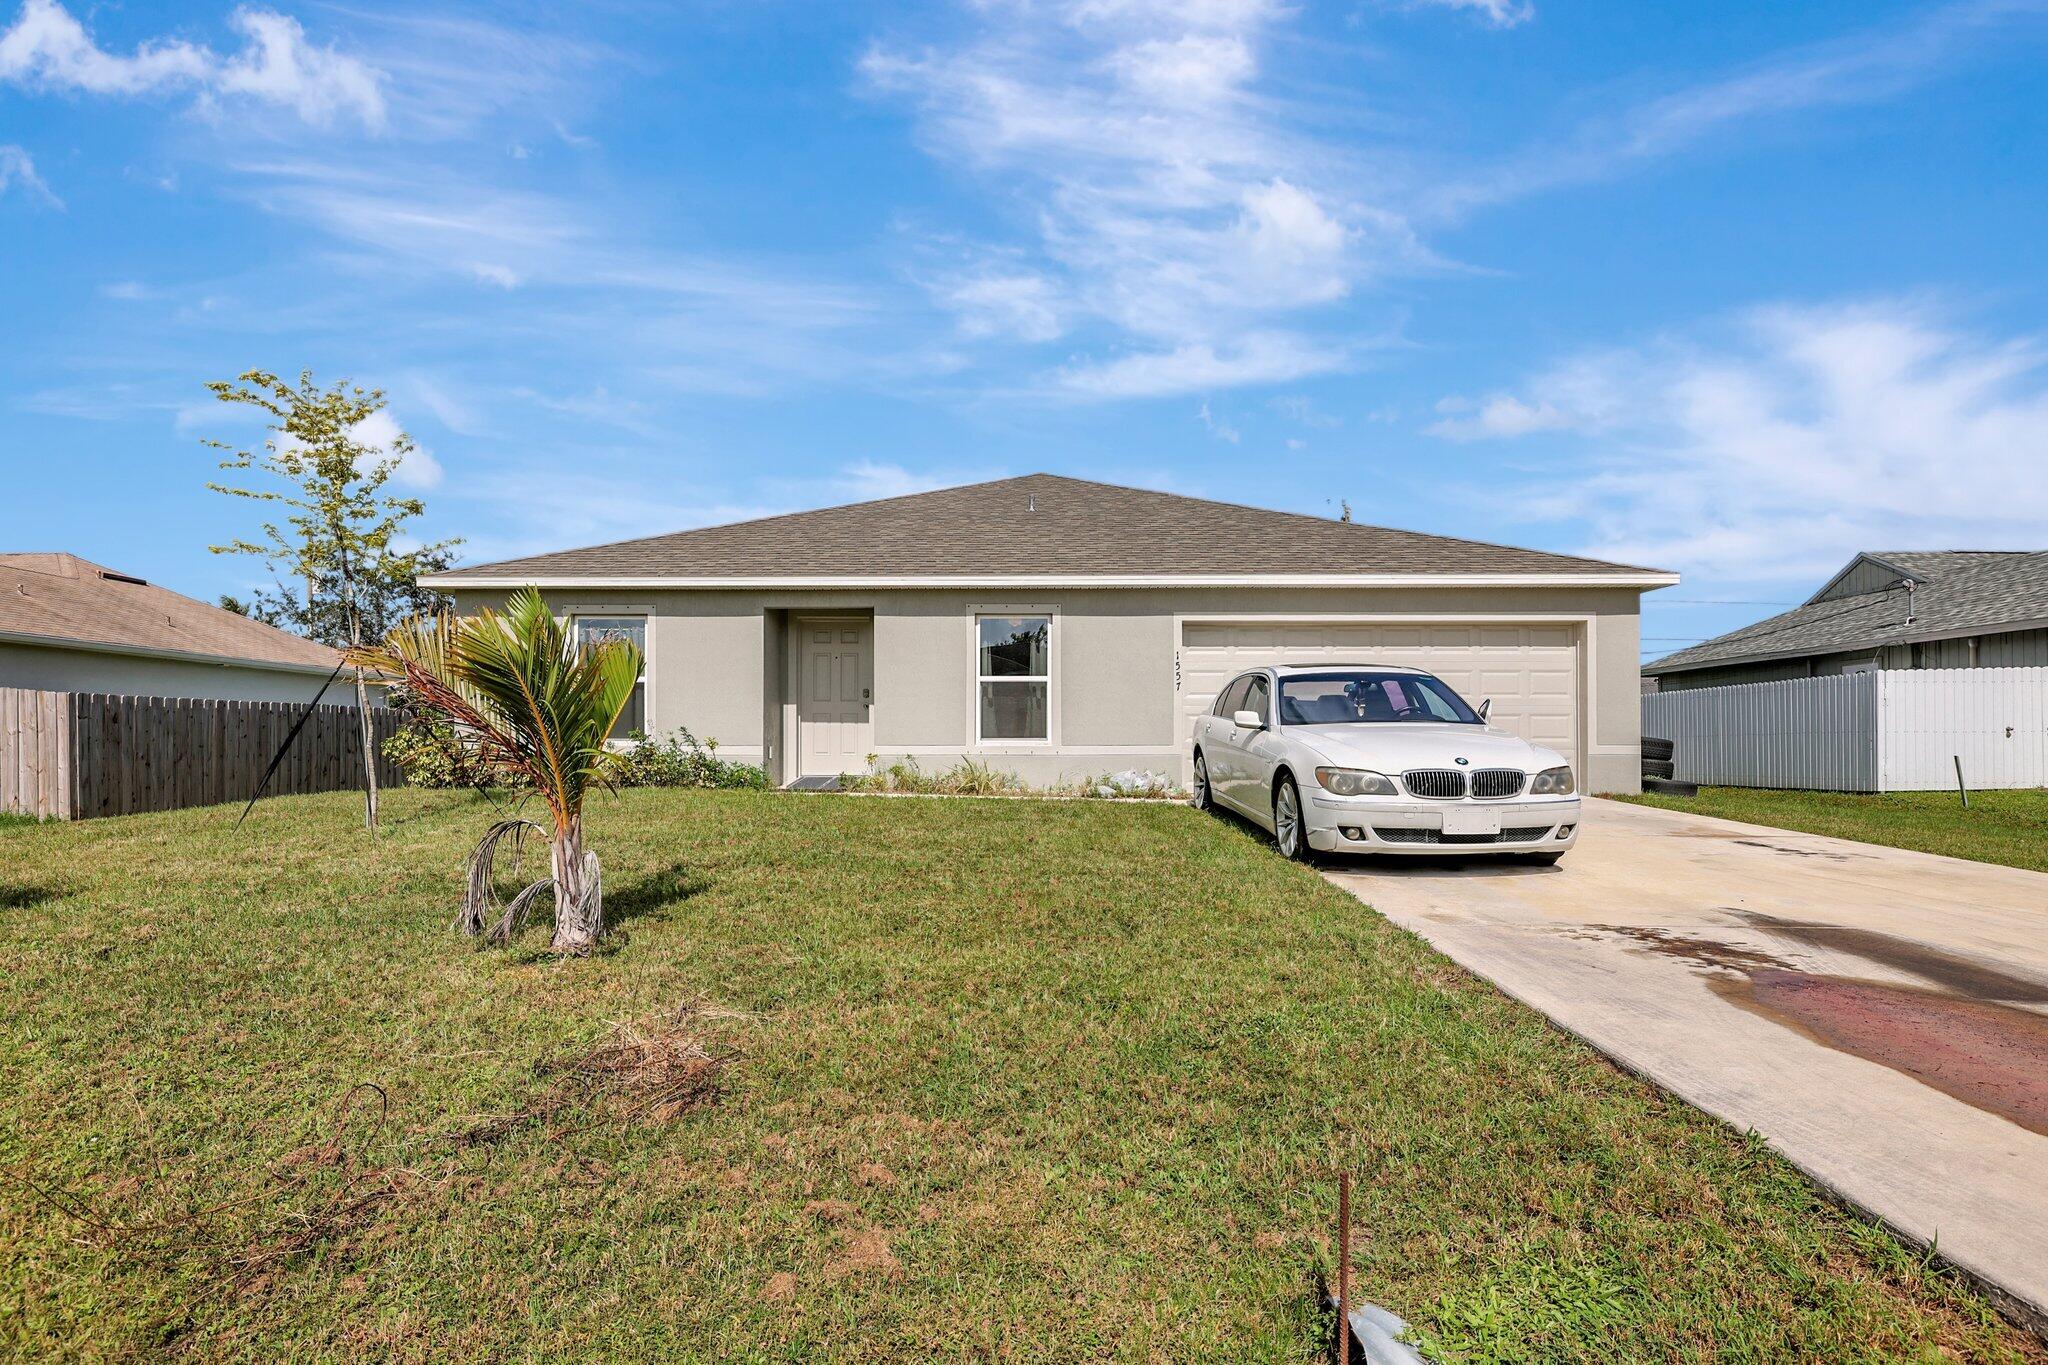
[
  {"left": 976, "top": 614, "right": 1049, "bottom": 743},
  {"left": 572, "top": 615, "right": 647, "bottom": 739}
]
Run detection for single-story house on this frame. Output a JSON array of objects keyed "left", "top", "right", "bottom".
[
  {"left": 1644, "top": 550, "right": 2048, "bottom": 691},
  {"left": 0, "top": 552, "right": 348, "bottom": 704},
  {"left": 422, "top": 475, "right": 1677, "bottom": 792}
]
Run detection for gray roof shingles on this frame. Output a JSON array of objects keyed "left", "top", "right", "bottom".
[
  {"left": 430, "top": 474, "right": 1665, "bottom": 582},
  {"left": 1645, "top": 550, "right": 2048, "bottom": 674}
]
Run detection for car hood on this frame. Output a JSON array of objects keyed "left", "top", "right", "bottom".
[{"left": 1287, "top": 722, "right": 1566, "bottom": 774}]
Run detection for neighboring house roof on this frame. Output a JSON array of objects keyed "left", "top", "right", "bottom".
[
  {"left": 1644, "top": 550, "right": 2048, "bottom": 675},
  {"left": 0, "top": 553, "right": 341, "bottom": 674},
  {"left": 423, "top": 474, "right": 1675, "bottom": 588}
]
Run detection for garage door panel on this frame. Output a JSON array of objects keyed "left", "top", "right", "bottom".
[{"left": 1179, "top": 620, "right": 1582, "bottom": 767}]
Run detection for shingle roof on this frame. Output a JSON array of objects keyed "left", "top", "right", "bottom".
[
  {"left": 426, "top": 474, "right": 1668, "bottom": 583},
  {"left": 1644, "top": 550, "right": 2048, "bottom": 675},
  {"left": 0, "top": 553, "right": 341, "bottom": 672}
]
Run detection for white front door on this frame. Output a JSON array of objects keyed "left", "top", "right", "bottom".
[{"left": 798, "top": 619, "right": 873, "bottom": 777}]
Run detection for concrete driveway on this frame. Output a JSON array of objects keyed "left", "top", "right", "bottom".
[{"left": 1323, "top": 797, "right": 2048, "bottom": 1328}]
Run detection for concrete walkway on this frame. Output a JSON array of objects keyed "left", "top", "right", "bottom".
[{"left": 1323, "top": 797, "right": 2048, "bottom": 1328}]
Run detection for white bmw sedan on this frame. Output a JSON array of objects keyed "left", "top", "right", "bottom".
[{"left": 1189, "top": 664, "right": 1580, "bottom": 863}]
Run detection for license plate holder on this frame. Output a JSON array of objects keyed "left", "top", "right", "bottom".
[{"left": 1441, "top": 806, "right": 1503, "bottom": 836}]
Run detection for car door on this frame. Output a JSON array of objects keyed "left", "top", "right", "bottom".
[
  {"left": 1205, "top": 675, "right": 1250, "bottom": 809},
  {"left": 1235, "top": 673, "right": 1281, "bottom": 823}
]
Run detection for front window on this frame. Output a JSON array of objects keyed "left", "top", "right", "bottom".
[
  {"left": 977, "top": 615, "right": 1049, "bottom": 742},
  {"left": 1277, "top": 671, "right": 1480, "bottom": 726},
  {"left": 573, "top": 615, "right": 647, "bottom": 740}
]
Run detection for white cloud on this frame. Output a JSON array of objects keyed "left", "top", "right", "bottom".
[
  {"left": 1394, "top": 0, "right": 1534, "bottom": 27},
  {"left": 1056, "top": 330, "right": 1349, "bottom": 398},
  {"left": 210, "top": 9, "right": 385, "bottom": 129},
  {"left": 0, "top": 0, "right": 384, "bottom": 129},
  {"left": 863, "top": 0, "right": 1413, "bottom": 391},
  {"left": 1428, "top": 393, "right": 1573, "bottom": 439},
  {"left": 0, "top": 143, "right": 59, "bottom": 205},
  {"left": 1431, "top": 299, "right": 2048, "bottom": 582},
  {"left": 348, "top": 408, "right": 441, "bottom": 490},
  {"left": 1197, "top": 400, "right": 1240, "bottom": 442},
  {"left": 942, "top": 269, "right": 1066, "bottom": 342}
]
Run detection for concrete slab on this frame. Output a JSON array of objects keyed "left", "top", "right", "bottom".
[{"left": 1323, "top": 797, "right": 2048, "bottom": 1328}]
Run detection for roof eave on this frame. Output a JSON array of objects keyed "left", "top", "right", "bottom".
[
  {"left": 422, "top": 571, "right": 1682, "bottom": 591},
  {"left": 1643, "top": 613, "right": 2048, "bottom": 674},
  {"left": 0, "top": 628, "right": 342, "bottom": 677}
]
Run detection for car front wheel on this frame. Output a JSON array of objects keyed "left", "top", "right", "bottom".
[{"left": 1273, "top": 774, "right": 1312, "bottom": 862}]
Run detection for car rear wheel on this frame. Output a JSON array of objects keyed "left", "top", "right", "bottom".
[
  {"left": 1191, "top": 751, "right": 1214, "bottom": 811},
  {"left": 1273, "top": 775, "right": 1312, "bottom": 862}
]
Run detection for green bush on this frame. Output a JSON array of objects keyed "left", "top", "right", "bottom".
[
  {"left": 381, "top": 685, "right": 497, "bottom": 789},
  {"left": 613, "top": 728, "right": 769, "bottom": 790}
]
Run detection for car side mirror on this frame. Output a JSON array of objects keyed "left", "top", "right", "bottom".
[
  {"left": 1232, "top": 709, "right": 1263, "bottom": 730},
  {"left": 1478, "top": 699, "right": 1492, "bottom": 721}
]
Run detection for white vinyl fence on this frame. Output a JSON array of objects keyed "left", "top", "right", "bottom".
[{"left": 1642, "top": 667, "right": 2048, "bottom": 792}]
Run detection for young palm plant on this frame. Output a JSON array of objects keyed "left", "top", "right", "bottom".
[{"left": 346, "top": 587, "right": 641, "bottom": 954}]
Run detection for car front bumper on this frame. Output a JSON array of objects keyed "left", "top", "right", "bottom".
[{"left": 1302, "top": 793, "right": 1582, "bottom": 855}]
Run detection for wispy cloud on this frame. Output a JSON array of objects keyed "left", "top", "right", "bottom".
[
  {"left": 1435, "top": 0, "right": 2048, "bottom": 216},
  {"left": 1431, "top": 298, "right": 2048, "bottom": 582},
  {"left": 0, "top": 142, "right": 60, "bottom": 205},
  {"left": 1390, "top": 0, "right": 1534, "bottom": 28},
  {"left": 0, "top": 0, "right": 386, "bottom": 129},
  {"left": 1196, "top": 400, "right": 1240, "bottom": 442},
  {"left": 863, "top": 0, "right": 1423, "bottom": 394},
  {"left": 1056, "top": 331, "right": 1351, "bottom": 398}
]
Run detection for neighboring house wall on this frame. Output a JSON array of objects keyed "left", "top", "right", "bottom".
[
  {"left": 1649, "top": 626, "right": 2048, "bottom": 692},
  {"left": 1816, "top": 557, "right": 1911, "bottom": 602},
  {"left": 0, "top": 639, "right": 350, "bottom": 705},
  {"left": 452, "top": 584, "right": 1647, "bottom": 792}
]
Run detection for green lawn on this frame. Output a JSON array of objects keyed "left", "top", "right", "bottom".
[
  {"left": 1, "top": 791, "right": 2037, "bottom": 1362},
  {"left": 1619, "top": 786, "right": 2048, "bottom": 874}
]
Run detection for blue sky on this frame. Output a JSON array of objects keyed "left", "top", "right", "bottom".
[{"left": 3, "top": 0, "right": 2045, "bottom": 660}]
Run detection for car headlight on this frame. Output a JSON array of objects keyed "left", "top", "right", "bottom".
[
  {"left": 1530, "top": 765, "right": 1576, "bottom": 795},
  {"left": 1314, "top": 767, "right": 1399, "bottom": 796}
]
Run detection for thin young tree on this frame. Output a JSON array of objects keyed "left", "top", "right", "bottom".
[
  {"left": 206, "top": 369, "right": 460, "bottom": 833},
  {"left": 346, "top": 589, "right": 641, "bottom": 954}
]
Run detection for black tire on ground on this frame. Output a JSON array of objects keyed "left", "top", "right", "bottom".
[
  {"left": 1272, "top": 774, "right": 1314, "bottom": 863},
  {"left": 1190, "top": 750, "right": 1214, "bottom": 811},
  {"left": 1642, "top": 776, "right": 1700, "bottom": 797},
  {"left": 1523, "top": 851, "right": 1565, "bottom": 866},
  {"left": 1642, "top": 758, "right": 1676, "bottom": 780},
  {"left": 1641, "top": 736, "right": 1676, "bottom": 762}
]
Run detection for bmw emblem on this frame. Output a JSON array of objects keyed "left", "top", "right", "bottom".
[{"left": 1454, "top": 757, "right": 1470, "bottom": 766}]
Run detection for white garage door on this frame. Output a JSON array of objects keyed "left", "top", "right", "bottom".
[{"left": 1179, "top": 621, "right": 1582, "bottom": 767}]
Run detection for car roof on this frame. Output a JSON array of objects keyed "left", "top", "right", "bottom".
[{"left": 1267, "top": 662, "right": 1431, "bottom": 675}]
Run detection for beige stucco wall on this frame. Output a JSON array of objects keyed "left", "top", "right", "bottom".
[
  {"left": 457, "top": 583, "right": 1651, "bottom": 793},
  {"left": 0, "top": 639, "right": 351, "bottom": 705}
]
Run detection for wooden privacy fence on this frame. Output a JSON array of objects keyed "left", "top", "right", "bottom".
[{"left": 1, "top": 687, "right": 401, "bottom": 820}]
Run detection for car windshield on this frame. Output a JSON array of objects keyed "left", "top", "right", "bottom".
[{"left": 1276, "top": 671, "right": 1481, "bottom": 725}]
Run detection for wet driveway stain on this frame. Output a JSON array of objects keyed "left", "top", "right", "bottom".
[
  {"left": 1589, "top": 926, "right": 1798, "bottom": 975},
  {"left": 1732, "top": 838, "right": 1855, "bottom": 862},
  {"left": 1579, "top": 914, "right": 2048, "bottom": 1133},
  {"left": 1734, "top": 912, "right": 2048, "bottom": 1004},
  {"left": 1710, "top": 970, "right": 2048, "bottom": 1138}
]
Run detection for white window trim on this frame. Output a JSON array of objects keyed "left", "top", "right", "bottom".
[
  {"left": 971, "top": 606, "right": 1056, "bottom": 748},
  {"left": 567, "top": 607, "right": 654, "bottom": 746}
]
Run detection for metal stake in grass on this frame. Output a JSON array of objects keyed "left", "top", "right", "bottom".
[
  {"left": 1955, "top": 754, "right": 1970, "bottom": 810},
  {"left": 1337, "top": 1169, "right": 1352, "bottom": 1365}
]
